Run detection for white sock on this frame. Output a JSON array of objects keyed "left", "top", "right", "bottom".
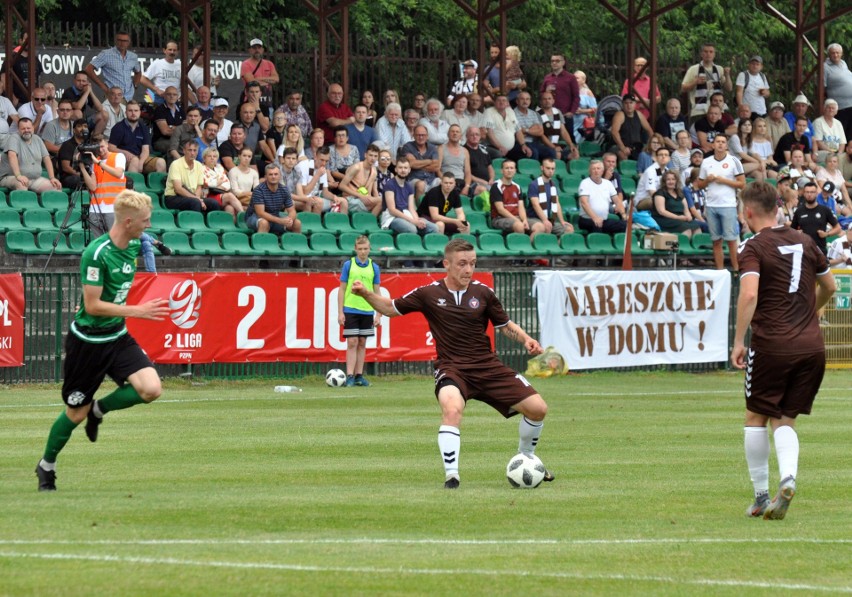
[
  {"left": 774, "top": 425, "right": 799, "bottom": 480},
  {"left": 92, "top": 401, "right": 104, "bottom": 419},
  {"left": 743, "top": 426, "right": 770, "bottom": 496},
  {"left": 438, "top": 425, "right": 460, "bottom": 479},
  {"left": 518, "top": 417, "right": 543, "bottom": 456},
  {"left": 39, "top": 459, "right": 56, "bottom": 471}
]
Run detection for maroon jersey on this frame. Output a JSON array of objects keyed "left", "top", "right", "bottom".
[
  {"left": 490, "top": 180, "right": 522, "bottom": 219},
  {"left": 737, "top": 226, "right": 830, "bottom": 355},
  {"left": 393, "top": 279, "right": 509, "bottom": 367}
]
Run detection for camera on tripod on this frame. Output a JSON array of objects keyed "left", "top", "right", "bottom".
[{"left": 74, "top": 141, "right": 101, "bottom": 170}]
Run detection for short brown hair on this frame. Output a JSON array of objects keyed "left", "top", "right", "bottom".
[
  {"left": 444, "top": 238, "right": 475, "bottom": 258},
  {"left": 741, "top": 181, "right": 777, "bottom": 216}
]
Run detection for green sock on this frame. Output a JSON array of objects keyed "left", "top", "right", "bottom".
[
  {"left": 42, "top": 411, "right": 79, "bottom": 464},
  {"left": 98, "top": 385, "right": 146, "bottom": 414}
]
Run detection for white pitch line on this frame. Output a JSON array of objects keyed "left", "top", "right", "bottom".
[
  {"left": 0, "top": 551, "right": 850, "bottom": 593},
  {"left": 1, "top": 537, "right": 851, "bottom": 546},
  {"left": 1, "top": 387, "right": 849, "bottom": 409}
]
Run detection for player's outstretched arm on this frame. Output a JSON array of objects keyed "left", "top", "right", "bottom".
[
  {"left": 83, "top": 285, "right": 169, "bottom": 321},
  {"left": 498, "top": 321, "right": 543, "bottom": 355},
  {"left": 350, "top": 280, "right": 398, "bottom": 318}
]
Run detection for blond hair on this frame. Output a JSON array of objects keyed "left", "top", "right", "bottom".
[
  {"left": 114, "top": 190, "right": 152, "bottom": 220},
  {"left": 505, "top": 46, "right": 521, "bottom": 61}
]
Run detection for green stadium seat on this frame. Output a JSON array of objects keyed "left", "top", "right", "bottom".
[
  {"left": 477, "top": 234, "right": 509, "bottom": 256},
  {"left": 560, "top": 233, "right": 590, "bottom": 255},
  {"left": 505, "top": 232, "right": 537, "bottom": 256},
  {"left": 567, "top": 157, "right": 591, "bottom": 175},
  {"left": 532, "top": 233, "right": 564, "bottom": 255},
  {"left": 492, "top": 158, "right": 505, "bottom": 172},
  {"left": 67, "top": 189, "right": 90, "bottom": 208},
  {"left": 8, "top": 190, "right": 40, "bottom": 211},
  {"left": 251, "top": 232, "right": 288, "bottom": 256},
  {"left": 206, "top": 210, "right": 241, "bottom": 234},
  {"left": 553, "top": 159, "right": 570, "bottom": 180},
  {"left": 309, "top": 232, "right": 347, "bottom": 256},
  {"left": 37, "top": 231, "right": 76, "bottom": 254},
  {"left": 578, "top": 140, "right": 602, "bottom": 157},
  {"left": 40, "top": 190, "right": 70, "bottom": 213},
  {"left": 618, "top": 159, "right": 638, "bottom": 177},
  {"left": 192, "top": 231, "right": 229, "bottom": 255},
  {"left": 150, "top": 210, "right": 179, "bottom": 235},
  {"left": 465, "top": 211, "right": 492, "bottom": 235},
  {"left": 161, "top": 231, "right": 204, "bottom": 255},
  {"left": 395, "top": 232, "right": 425, "bottom": 256},
  {"left": 125, "top": 171, "right": 148, "bottom": 190},
  {"left": 146, "top": 171, "right": 167, "bottom": 192},
  {"left": 615, "top": 232, "right": 653, "bottom": 256},
  {"left": 558, "top": 174, "right": 584, "bottom": 196},
  {"left": 676, "top": 233, "right": 701, "bottom": 256},
  {"left": 350, "top": 212, "right": 382, "bottom": 235},
  {"left": 620, "top": 176, "right": 637, "bottom": 196},
  {"left": 517, "top": 158, "right": 541, "bottom": 177},
  {"left": 68, "top": 231, "right": 87, "bottom": 253},
  {"left": 280, "top": 232, "right": 317, "bottom": 256},
  {"left": 691, "top": 232, "right": 713, "bottom": 254},
  {"left": 586, "top": 232, "right": 619, "bottom": 255},
  {"left": 0, "top": 210, "right": 24, "bottom": 232},
  {"left": 452, "top": 233, "right": 478, "bottom": 247},
  {"left": 5, "top": 230, "right": 46, "bottom": 254},
  {"left": 54, "top": 207, "right": 83, "bottom": 231},
  {"left": 368, "top": 232, "right": 396, "bottom": 255},
  {"left": 423, "top": 233, "right": 449, "bottom": 257},
  {"left": 221, "top": 231, "right": 261, "bottom": 255},
  {"left": 337, "top": 232, "right": 361, "bottom": 253},
  {"left": 297, "top": 212, "right": 324, "bottom": 235},
  {"left": 513, "top": 174, "right": 533, "bottom": 193},
  {"left": 177, "top": 210, "right": 207, "bottom": 231},
  {"left": 23, "top": 209, "right": 58, "bottom": 231},
  {"left": 323, "top": 211, "right": 356, "bottom": 235}
]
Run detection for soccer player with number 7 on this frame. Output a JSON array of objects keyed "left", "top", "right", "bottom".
[
  {"left": 732, "top": 181, "right": 836, "bottom": 519},
  {"left": 351, "top": 238, "right": 554, "bottom": 489}
]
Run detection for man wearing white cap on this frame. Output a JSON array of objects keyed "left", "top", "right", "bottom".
[
  {"left": 447, "top": 59, "right": 478, "bottom": 106},
  {"left": 240, "top": 38, "right": 279, "bottom": 106},
  {"left": 210, "top": 98, "right": 233, "bottom": 145},
  {"left": 784, "top": 94, "right": 814, "bottom": 143},
  {"left": 735, "top": 55, "right": 770, "bottom": 118}
]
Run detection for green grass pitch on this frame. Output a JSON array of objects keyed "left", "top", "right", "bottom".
[{"left": 1, "top": 371, "right": 850, "bottom": 596}]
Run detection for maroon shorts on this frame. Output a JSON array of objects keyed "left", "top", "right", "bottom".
[
  {"left": 745, "top": 348, "right": 825, "bottom": 418},
  {"left": 433, "top": 360, "right": 539, "bottom": 418}
]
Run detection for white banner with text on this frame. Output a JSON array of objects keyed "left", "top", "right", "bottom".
[{"left": 532, "top": 270, "right": 731, "bottom": 370}]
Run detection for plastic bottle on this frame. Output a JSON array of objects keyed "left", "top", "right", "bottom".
[{"left": 274, "top": 385, "right": 302, "bottom": 393}]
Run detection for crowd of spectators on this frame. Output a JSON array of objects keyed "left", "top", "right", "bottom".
[{"left": 3, "top": 33, "right": 852, "bottom": 270}]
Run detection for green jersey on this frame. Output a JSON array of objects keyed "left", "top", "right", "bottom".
[{"left": 72, "top": 233, "right": 140, "bottom": 343}]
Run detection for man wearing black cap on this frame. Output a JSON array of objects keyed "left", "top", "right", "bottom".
[
  {"left": 610, "top": 94, "right": 654, "bottom": 161},
  {"left": 240, "top": 38, "right": 279, "bottom": 106},
  {"left": 58, "top": 118, "right": 90, "bottom": 189}
]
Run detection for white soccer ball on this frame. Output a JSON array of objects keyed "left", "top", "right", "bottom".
[
  {"left": 325, "top": 368, "right": 347, "bottom": 387},
  {"left": 506, "top": 453, "right": 546, "bottom": 489}
]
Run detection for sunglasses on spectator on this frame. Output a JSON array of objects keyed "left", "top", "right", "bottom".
[{"left": 33, "top": 97, "right": 47, "bottom": 101}]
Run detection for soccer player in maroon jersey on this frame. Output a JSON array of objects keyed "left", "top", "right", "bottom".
[
  {"left": 732, "top": 181, "right": 836, "bottom": 519},
  {"left": 351, "top": 238, "right": 552, "bottom": 489}
]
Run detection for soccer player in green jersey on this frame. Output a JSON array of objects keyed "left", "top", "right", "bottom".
[{"left": 35, "top": 190, "right": 169, "bottom": 491}]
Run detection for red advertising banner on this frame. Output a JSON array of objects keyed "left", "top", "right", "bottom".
[
  {"left": 0, "top": 274, "right": 25, "bottom": 367},
  {"left": 126, "top": 272, "right": 495, "bottom": 364}
]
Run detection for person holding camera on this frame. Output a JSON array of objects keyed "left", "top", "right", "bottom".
[
  {"left": 80, "top": 135, "right": 169, "bottom": 270},
  {"left": 58, "top": 118, "right": 90, "bottom": 189}
]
